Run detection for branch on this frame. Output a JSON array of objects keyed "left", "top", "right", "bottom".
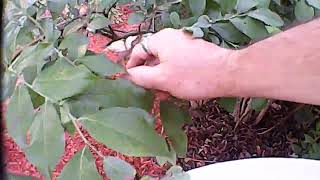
[
  {"left": 254, "top": 100, "right": 274, "bottom": 125},
  {"left": 27, "top": 15, "right": 45, "bottom": 36},
  {"left": 69, "top": 114, "right": 104, "bottom": 158}
]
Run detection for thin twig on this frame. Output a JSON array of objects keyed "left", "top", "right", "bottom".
[
  {"left": 235, "top": 98, "right": 252, "bottom": 130},
  {"left": 27, "top": 15, "right": 45, "bottom": 35},
  {"left": 54, "top": 48, "right": 76, "bottom": 67},
  {"left": 69, "top": 114, "right": 104, "bottom": 158},
  {"left": 254, "top": 100, "right": 274, "bottom": 125}
]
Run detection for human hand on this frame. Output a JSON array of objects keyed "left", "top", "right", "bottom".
[{"left": 126, "top": 28, "right": 237, "bottom": 100}]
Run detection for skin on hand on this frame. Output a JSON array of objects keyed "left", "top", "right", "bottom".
[{"left": 126, "top": 28, "right": 236, "bottom": 100}]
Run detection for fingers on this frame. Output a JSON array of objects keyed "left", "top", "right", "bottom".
[{"left": 127, "top": 65, "right": 165, "bottom": 90}]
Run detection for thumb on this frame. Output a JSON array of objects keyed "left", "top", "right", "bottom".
[{"left": 127, "top": 65, "right": 164, "bottom": 90}]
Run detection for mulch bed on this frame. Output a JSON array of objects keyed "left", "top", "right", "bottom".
[{"left": 2, "top": 4, "right": 312, "bottom": 180}]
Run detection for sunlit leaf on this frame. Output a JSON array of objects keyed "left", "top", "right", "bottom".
[
  {"left": 81, "top": 107, "right": 170, "bottom": 157},
  {"left": 295, "top": 0, "right": 314, "bottom": 22},
  {"left": 6, "top": 84, "right": 35, "bottom": 148},
  {"left": 77, "top": 55, "right": 124, "bottom": 77},
  {"left": 25, "top": 102, "right": 65, "bottom": 179},
  {"left": 248, "top": 8, "right": 284, "bottom": 27},
  {"left": 58, "top": 147, "right": 102, "bottom": 180},
  {"left": 32, "top": 59, "right": 95, "bottom": 102},
  {"left": 59, "top": 33, "right": 88, "bottom": 61},
  {"left": 104, "top": 156, "right": 136, "bottom": 180},
  {"left": 67, "top": 79, "right": 153, "bottom": 117}
]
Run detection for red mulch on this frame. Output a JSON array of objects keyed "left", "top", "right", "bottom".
[{"left": 3, "top": 5, "right": 167, "bottom": 180}]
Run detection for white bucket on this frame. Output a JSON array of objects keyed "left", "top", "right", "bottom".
[{"left": 187, "top": 158, "right": 320, "bottom": 180}]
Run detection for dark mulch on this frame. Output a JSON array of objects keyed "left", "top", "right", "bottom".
[{"left": 178, "top": 100, "right": 310, "bottom": 170}]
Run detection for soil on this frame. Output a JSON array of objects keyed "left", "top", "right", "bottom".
[{"left": 2, "top": 4, "right": 314, "bottom": 180}]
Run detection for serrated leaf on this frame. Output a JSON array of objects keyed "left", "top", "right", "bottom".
[
  {"left": 81, "top": 107, "right": 170, "bottom": 157},
  {"left": 215, "top": 0, "right": 237, "bottom": 12},
  {"left": 7, "top": 173, "right": 38, "bottom": 180},
  {"left": 25, "top": 102, "right": 65, "bottom": 179},
  {"left": 160, "top": 101, "right": 190, "bottom": 156},
  {"left": 13, "top": 43, "right": 54, "bottom": 73},
  {"left": 6, "top": 84, "right": 35, "bottom": 148},
  {"left": 256, "top": 0, "right": 270, "bottom": 7},
  {"left": 230, "top": 16, "right": 269, "bottom": 40},
  {"left": 295, "top": 0, "right": 314, "bottom": 22},
  {"left": 248, "top": 8, "right": 284, "bottom": 27},
  {"left": 104, "top": 156, "right": 136, "bottom": 180},
  {"left": 2, "top": 71, "right": 17, "bottom": 101},
  {"left": 170, "top": 12, "right": 181, "bottom": 28},
  {"left": 251, "top": 98, "right": 267, "bottom": 112},
  {"left": 32, "top": 59, "right": 95, "bottom": 102},
  {"left": 63, "top": 19, "right": 87, "bottom": 37},
  {"left": 217, "top": 98, "right": 237, "bottom": 113},
  {"left": 58, "top": 147, "right": 102, "bottom": 180},
  {"left": 88, "top": 14, "right": 112, "bottom": 31},
  {"left": 236, "top": 0, "right": 258, "bottom": 13},
  {"left": 304, "top": 134, "right": 314, "bottom": 143},
  {"left": 211, "top": 22, "right": 250, "bottom": 43},
  {"left": 67, "top": 79, "right": 153, "bottom": 117},
  {"left": 189, "top": 0, "right": 206, "bottom": 16},
  {"left": 128, "top": 12, "right": 145, "bottom": 25},
  {"left": 59, "top": 33, "right": 88, "bottom": 61},
  {"left": 161, "top": 166, "right": 190, "bottom": 180},
  {"left": 77, "top": 55, "right": 124, "bottom": 77},
  {"left": 306, "top": 0, "right": 320, "bottom": 9}
]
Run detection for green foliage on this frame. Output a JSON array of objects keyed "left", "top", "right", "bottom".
[
  {"left": 4, "top": 0, "right": 320, "bottom": 179},
  {"left": 104, "top": 156, "right": 136, "bottom": 180}
]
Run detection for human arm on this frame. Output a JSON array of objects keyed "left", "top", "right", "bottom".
[{"left": 126, "top": 18, "right": 320, "bottom": 105}]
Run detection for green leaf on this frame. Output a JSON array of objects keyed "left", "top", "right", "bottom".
[
  {"left": 251, "top": 98, "right": 267, "bottom": 112},
  {"left": 141, "top": 176, "right": 157, "bottom": 180},
  {"left": 60, "top": 104, "right": 76, "bottom": 135},
  {"left": 32, "top": 59, "right": 95, "bottom": 102},
  {"left": 295, "top": 0, "right": 314, "bottom": 22},
  {"left": 195, "top": 15, "right": 212, "bottom": 28},
  {"left": 40, "top": 18, "right": 61, "bottom": 42},
  {"left": 170, "top": 12, "right": 182, "bottom": 28},
  {"left": 183, "top": 26, "right": 204, "bottom": 38},
  {"left": 248, "top": 8, "right": 284, "bottom": 27},
  {"left": 211, "top": 22, "right": 250, "bottom": 43},
  {"left": 25, "top": 102, "right": 65, "bottom": 179},
  {"left": 256, "top": 0, "right": 270, "bottom": 7},
  {"left": 81, "top": 107, "right": 170, "bottom": 157},
  {"left": 13, "top": 43, "right": 54, "bottom": 73},
  {"left": 7, "top": 173, "right": 38, "bottom": 180},
  {"left": 4, "top": 21, "right": 22, "bottom": 63},
  {"left": 59, "top": 33, "right": 89, "bottom": 61},
  {"left": 16, "top": 26, "right": 34, "bottom": 47},
  {"left": 189, "top": 0, "right": 206, "bottom": 16},
  {"left": 12, "top": 0, "right": 36, "bottom": 9},
  {"left": 207, "top": 1, "right": 222, "bottom": 20},
  {"left": 95, "top": 0, "right": 118, "bottom": 12},
  {"left": 28, "top": 88, "right": 45, "bottom": 108},
  {"left": 236, "top": 0, "right": 258, "bottom": 13},
  {"left": 6, "top": 84, "right": 35, "bottom": 148},
  {"left": 160, "top": 101, "right": 190, "bottom": 156},
  {"left": 209, "top": 34, "right": 220, "bottom": 45},
  {"left": 58, "top": 147, "right": 102, "bottom": 180},
  {"left": 104, "top": 156, "right": 136, "bottom": 180},
  {"left": 128, "top": 12, "right": 145, "bottom": 25},
  {"left": 77, "top": 55, "right": 124, "bottom": 77},
  {"left": 230, "top": 16, "right": 269, "bottom": 40},
  {"left": 161, "top": 166, "right": 190, "bottom": 180},
  {"left": 306, "top": 0, "right": 320, "bottom": 9},
  {"left": 304, "top": 134, "right": 314, "bottom": 143},
  {"left": 215, "top": 0, "right": 237, "bottom": 12},
  {"left": 88, "top": 14, "right": 112, "bottom": 31},
  {"left": 265, "top": 25, "right": 282, "bottom": 34},
  {"left": 291, "top": 144, "right": 302, "bottom": 154},
  {"left": 63, "top": 19, "right": 87, "bottom": 37},
  {"left": 2, "top": 71, "right": 17, "bottom": 100},
  {"left": 156, "top": 149, "right": 177, "bottom": 166},
  {"left": 217, "top": 98, "right": 237, "bottom": 113},
  {"left": 47, "top": 0, "right": 80, "bottom": 19},
  {"left": 316, "top": 119, "right": 320, "bottom": 132},
  {"left": 67, "top": 79, "right": 153, "bottom": 117}
]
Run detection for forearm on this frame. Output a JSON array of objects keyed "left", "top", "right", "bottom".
[{"left": 228, "top": 18, "right": 320, "bottom": 105}]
